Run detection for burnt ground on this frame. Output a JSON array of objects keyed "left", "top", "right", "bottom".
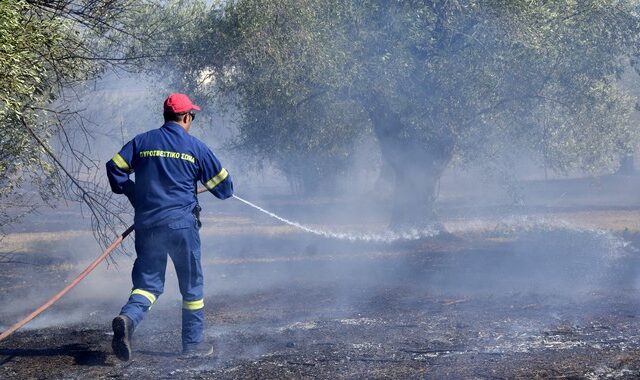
[{"left": 4, "top": 196, "right": 640, "bottom": 378}]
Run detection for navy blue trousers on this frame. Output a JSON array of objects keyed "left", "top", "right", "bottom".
[{"left": 119, "top": 216, "right": 204, "bottom": 350}]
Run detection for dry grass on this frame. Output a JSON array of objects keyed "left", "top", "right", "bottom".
[
  {"left": 444, "top": 209, "right": 640, "bottom": 234},
  {"left": 1, "top": 231, "right": 90, "bottom": 254},
  {"left": 3, "top": 208, "right": 640, "bottom": 257}
]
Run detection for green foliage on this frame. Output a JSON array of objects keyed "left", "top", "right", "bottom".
[
  {"left": 0, "top": 1, "right": 61, "bottom": 202},
  {"left": 467, "top": 0, "right": 640, "bottom": 175},
  {"left": 166, "top": 0, "right": 640, "bottom": 195},
  {"left": 0, "top": 0, "right": 157, "bottom": 233}
]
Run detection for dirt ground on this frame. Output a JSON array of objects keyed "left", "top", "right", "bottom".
[{"left": 3, "top": 181, "right": 640, "bottom": 379}]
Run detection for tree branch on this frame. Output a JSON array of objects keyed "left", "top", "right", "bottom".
[{"left": 19, "top": 116, "right": 131, "bottom": 260}]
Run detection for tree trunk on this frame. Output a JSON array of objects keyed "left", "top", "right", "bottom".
[{"left": 361, "top": 93, "right": 454, "bottom": 228}]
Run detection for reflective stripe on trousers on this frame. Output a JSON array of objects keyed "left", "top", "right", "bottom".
[{"left": 119, "top": 215, "right": 204, "bottom": 348}]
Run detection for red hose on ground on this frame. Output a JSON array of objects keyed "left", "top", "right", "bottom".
[
  {"left": 0, "top": 225, "right": 134, "bottom": 342},
  {"left": 0, "top": 187, "right": 209, "bottom": 343}
]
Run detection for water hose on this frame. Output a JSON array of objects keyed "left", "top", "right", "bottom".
[
  {"left": 0, "top": 187, "right": 206, "bottom": 343},
  {"left": 0, "top": 225, "right": 134, "bottom": 342},
  {"left": 0, "top": 189, "right": 439, "bottom": 342}
]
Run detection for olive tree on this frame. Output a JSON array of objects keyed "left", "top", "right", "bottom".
[
  {"left": 0, "top": 0, "right": 166, "bottom": 245},
  {"left": 163, "top": 0, "right": 640, "bottom": 226}
]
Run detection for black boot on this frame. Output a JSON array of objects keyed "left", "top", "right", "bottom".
[
  {"left": 182, "top": 342, "right": 213, "bottom": 358},
  {"left": 112, "top": 315, "right": 134, "bottom": 361}
]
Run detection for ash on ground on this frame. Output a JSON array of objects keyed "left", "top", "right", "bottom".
[{"left": 3, "top": 211, "right": 640, "bottom": 379}]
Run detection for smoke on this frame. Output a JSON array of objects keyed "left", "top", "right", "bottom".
[
  {"left": 4, "top": 122, "right": 639, "bottom": 331},
  {"left": 2, "top": 46, "right": 640, "bottom": 374},
  {"left": 232, "top": 195, "right": 440, "bottom": 243}
]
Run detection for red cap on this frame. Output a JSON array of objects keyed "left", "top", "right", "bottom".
[{"left": 163, "top": 93, "right": 201, "bottom": 114}]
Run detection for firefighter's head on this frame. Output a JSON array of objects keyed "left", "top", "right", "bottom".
[{"left": 163, "top": 93, "right": 201, "bottom": 132}]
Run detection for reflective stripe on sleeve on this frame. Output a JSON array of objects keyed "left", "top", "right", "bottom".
[
  {"left": 204, "top": 168, "right": 228, "bottom": 190},
  {"left": 131, "top": 289, "right": 157, "bottom": 304},
  {"left": 112, "top": 153, "right": 131, "bottom": 172},
  {"left": 182, "top": 299, "right": 204, "bottom": 310}
]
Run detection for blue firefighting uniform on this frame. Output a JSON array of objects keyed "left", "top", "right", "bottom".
[{"left": 106, "top": 121, "right": 233, "bottom": 350}]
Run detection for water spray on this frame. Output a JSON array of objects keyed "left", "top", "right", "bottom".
[
  {"left": 22, "top": 193, "right": 627, "bottom": 344},
  {"left": 0, "top": 191, "right": 441, "bottom": 342},
  {"left": 232, "top": 195, "right": 440, "bottom": 243}
]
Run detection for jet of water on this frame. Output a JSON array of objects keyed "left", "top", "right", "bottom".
[{"left": 232, "top": 195, "right": 440, "bottom": 243}]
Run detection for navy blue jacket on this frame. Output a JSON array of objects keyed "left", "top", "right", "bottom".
[{"left": 106, "top": 122, "right": 233, "bottom": 228}]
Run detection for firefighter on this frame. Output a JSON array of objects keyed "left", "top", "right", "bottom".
[{"left": 106, "top": 93, "right": 233, "bottom": 361}]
